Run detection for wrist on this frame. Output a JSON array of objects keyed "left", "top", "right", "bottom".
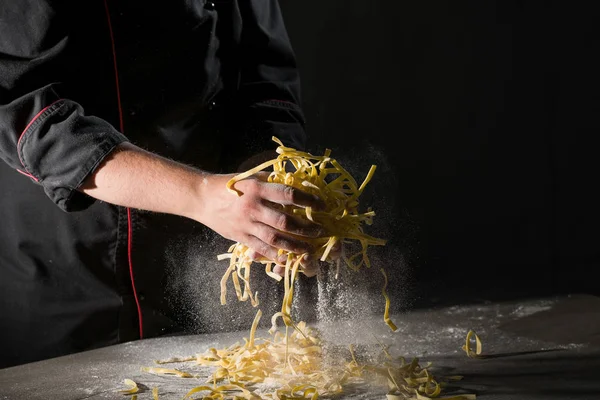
[{"left": 186, "top": 172, "right": 228, "bottom": 225}]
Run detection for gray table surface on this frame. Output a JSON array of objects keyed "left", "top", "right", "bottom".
[{"left": 1, "top": 293, "right": 600, "bottom": 400}]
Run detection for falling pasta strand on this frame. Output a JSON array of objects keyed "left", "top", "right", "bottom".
[
  {"left": 380, "top": 268, "right": 398, "bottom": 331},
  {"left": 462, "top": 330, "right": 483, "bottom": 358}
]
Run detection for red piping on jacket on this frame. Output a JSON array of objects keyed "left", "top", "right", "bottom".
[
  {"left": 17, "top": 99, "right": 64, "bottom": 149},
  {"left": 103, "top": 0, "right": 144, "bottom": 339},
  {"left": 15, "top": 169, "right": 39, "bottom": 182},
  {"left": 16, "top": 98, "right": 64, "bottom": 176}
]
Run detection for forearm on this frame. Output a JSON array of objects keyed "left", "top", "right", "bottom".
[
  {"left": 79, "top": 141, "right": 326, "bottom": 275},
  {"left": 80, "top": 142, "right": 207, "bottom": 221}
]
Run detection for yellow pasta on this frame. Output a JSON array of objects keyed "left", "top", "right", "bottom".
[
  {"left": 380, "top": 268, "right": 398, "bottom": 332},
  {"left": 154, "top": 356, "right": 195, "bottom": 364},
  {"left": 141, "top": 366, "right": 194, "bottom": 378},
  {"left": 192, "top": 310, "right": 343, "bottom": 398},
  {"left": 462, "top": 330, "right": 483, "bottom": 358},
  {"left": 119, "top": 138, "right": 479, "bottom": 400},
  {"left": 118, "top": 378, "right": 139, "bottom": 395},
  {"left": 219, "top": 136, "right": 392, "bottom": 332},
  {"left": 142, "top": 312, "right": 477, "bottom": 400}
]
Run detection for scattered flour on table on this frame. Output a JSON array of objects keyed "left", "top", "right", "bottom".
[
  {"left": 510, "top": 304, "right": 552, "bottom": 317},
  {"left": 556, "top": 342, "right": 586, "bottom": 350}
]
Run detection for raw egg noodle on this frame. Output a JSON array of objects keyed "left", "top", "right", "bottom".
[
  {"left": 221, "top": 136, "right": 392, "bottom": 332},
  {"left": 461, "top": 330, "right": 483, "bottom": 358},
  {"left": 119, "top": 378, "right": 139, "bottom": 395},
  {"left": 122, "top": 316, "right": 479, "bottom": 399},
  {"left": 119, "top": 138, "right": 479, "bottom": 399}
]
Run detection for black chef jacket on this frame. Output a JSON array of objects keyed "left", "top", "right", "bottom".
[{"left": 0, "top": 0, "right": 306, "bottom": 368}]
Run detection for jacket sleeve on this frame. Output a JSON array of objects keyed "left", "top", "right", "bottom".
[
  {"left": 236, "top": 0, "right": 307, "bottom": 154},
  {"left": 0, "top": 85, "right": 128, "bottom": 212},
  {"left": 0, "top": 37, "right": 128, "bottom": 212}
]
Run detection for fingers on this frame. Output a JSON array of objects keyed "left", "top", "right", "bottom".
[
  {"left": 225, "top": 174, "right": 330, "bottom": 280},
  {"left": 258, "top": 182, "right": 325, "bottom": 211},
  {"left": 328, "top": 240, "right": 343, "bottom": 260},
  {"left": 273, "top": 263, "right": 284, "bottom": 277},
  {"left": 271, "top": 254, "right": 319, "bottom": 278},
  {"left": 235, "top": 177, "right": 325, "bottom": 237},
  {"left": 252, "top": 222, "right": 314, "bottom": 255},
  {"left": 244, "top": 248, "right": 267, "bottom": 263},
  {"left": 243, "top": 226, "right": 313, "bottom": 264},
  {"left": 299, "top": 254, "right": 319, "bottom": 277},
  {"left": 244, "top": 235, "right": 281, "bottom": 263},
  {"left": 258, "top": 205, "right": 323, "bottom": 238}
]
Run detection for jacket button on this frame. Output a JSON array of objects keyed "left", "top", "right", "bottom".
[{"left": 205, "top": 1, "right": 215, "bottom": 10}]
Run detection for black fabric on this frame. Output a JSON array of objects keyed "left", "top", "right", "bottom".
[
  {"left": 17, "top": 96, "right": 128, "bottom": 211},
  {"left": 0, "top": 0, "right": 306, "bottom": 368}
]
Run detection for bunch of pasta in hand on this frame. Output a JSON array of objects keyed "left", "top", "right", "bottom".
[{"left": 218, "top": 137, "right": 389, "bottom": 331}]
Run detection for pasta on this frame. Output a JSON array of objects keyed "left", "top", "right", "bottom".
[
  {"left": 136, "top": 312, "right": 477, "bottom": 399},
  {"left": 461, "top": 330, "right": 482, "bottom": 358},
  {"left": 219, "top": 137, "right": 393, "bottom": 333},
  {"left": 118, "top": 378, "right": 139, "bottom": 395},
  {"left": 119, "top": 138, "right": 479, "bottom": 399},
  {"left": 141, "top": 367, "right": 194, "bottom": 378}
]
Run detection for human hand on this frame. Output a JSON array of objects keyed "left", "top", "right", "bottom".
[
  {"left": 271, "top": 240, "right": 342, "bottom": 278},
  {"left": 195, "top": 171, "right": 326, "bottom": 268}
]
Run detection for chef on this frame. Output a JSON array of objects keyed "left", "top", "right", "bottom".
[{"left": 0, "top": 0, "right": 323, "bottom": 368}]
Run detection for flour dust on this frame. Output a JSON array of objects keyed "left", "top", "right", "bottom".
[{"left": 162, "top": 141, "right": 416, "bottom": 341}]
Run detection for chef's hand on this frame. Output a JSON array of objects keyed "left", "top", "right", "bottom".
[
  {"left": 195, "top": 171, "right": 326, "bottom": 270},
  {"left": 270, "top": 240, "right": 342, "bottom": 278}
]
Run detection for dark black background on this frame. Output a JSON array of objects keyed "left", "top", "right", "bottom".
[{"left": 279, "top": 1, "right": 600, "bottom": 309}]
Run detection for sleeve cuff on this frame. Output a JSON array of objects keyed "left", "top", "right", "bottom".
[{"left": 17, "top": 99, "right": 129, "bottom": 212}]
